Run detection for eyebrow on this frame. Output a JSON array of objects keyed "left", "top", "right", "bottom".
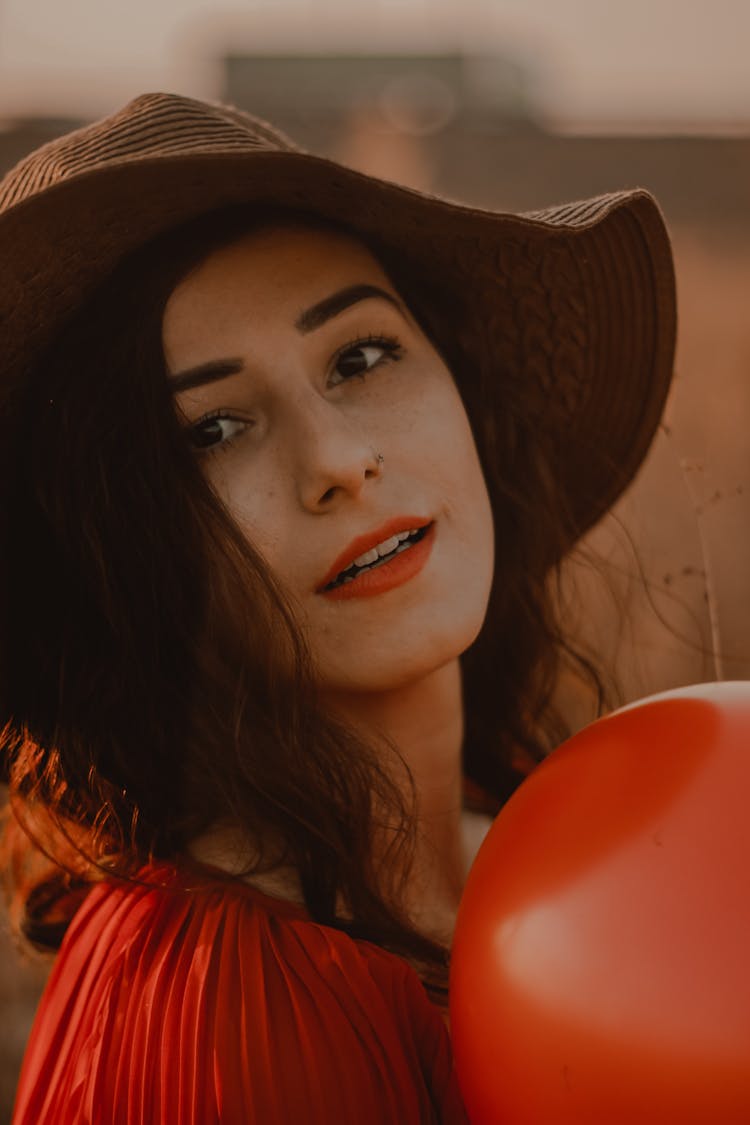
[
  {"left": 294, "top": 283, "right": 403, "bottom": 334},
  {"left": 168, "top": 283, "right": 404, "bottom": 394}
]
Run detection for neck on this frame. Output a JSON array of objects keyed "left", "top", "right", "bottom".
[
  {"left": 190, "top": 658, "right": 487, "bottom": 946},
  {"left": 321, "top": 659, "right": 467, "bottom": 942}
]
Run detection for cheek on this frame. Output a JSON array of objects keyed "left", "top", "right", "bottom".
[
  {"left": 203, "top": 454, "right": 287, "bottom": 567},
  {"left": 426, "top": 384, "right": 494, "bottom": 546},
  {"left": 453, "top": 459, "right": 495, "bottom": 574},
  {"left": 449, "top": 446, "right": 496, "bottom": 602}
]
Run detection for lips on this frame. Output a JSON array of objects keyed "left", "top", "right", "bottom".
[{"left": 315, "top": 515, "right": 432, "bottom": 593}]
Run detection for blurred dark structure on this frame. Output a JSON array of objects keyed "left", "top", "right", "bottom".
[{"left": 224, "top": 50, "right": 533, "bottom": 140}]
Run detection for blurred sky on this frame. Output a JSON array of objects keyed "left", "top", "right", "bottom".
[{"left": 0, "top": 0, "right": 749, "bottom": 130}]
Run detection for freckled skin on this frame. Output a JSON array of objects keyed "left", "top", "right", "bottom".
[{"left": 163, "top": 224, "right": 495, "bottom": 695}]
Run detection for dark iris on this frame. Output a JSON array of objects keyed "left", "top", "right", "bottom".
[
  {"left": 336, "top": 347, "right": 372, "bottom": 379},
  {"left": 190, "top": 420, "right": 224, "bottom": 449}
]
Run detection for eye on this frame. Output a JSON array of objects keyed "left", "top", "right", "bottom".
[
  {"left": 329, "top": 334, "right": 403, "bottom": 386},
  {"left": 187, "top": 411, "right": 249, "bottom": 454}
]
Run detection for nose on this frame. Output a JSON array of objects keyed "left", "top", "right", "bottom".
[{"left": 290, "top": 394, "right": 383, "bottom": 512}]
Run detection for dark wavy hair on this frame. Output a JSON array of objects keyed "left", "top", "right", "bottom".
[{"left": 0, "top": 204, "right": 609, "bottom": 1002}]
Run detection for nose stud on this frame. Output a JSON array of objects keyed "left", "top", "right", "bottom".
[{"left": 376, "top": 452, "right": 385, "bottom": 468}]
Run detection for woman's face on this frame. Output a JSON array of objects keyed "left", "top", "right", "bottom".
[{"left": 162, "top": 222, "right": 494, "bottom": 693}]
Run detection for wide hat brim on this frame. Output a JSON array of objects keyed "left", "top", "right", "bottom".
[{"left": 0, "top": 94, "right": 676, "bottom": 551}]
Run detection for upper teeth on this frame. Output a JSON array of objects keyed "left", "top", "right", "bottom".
[{"left": 353, "top": 529, "right": 416, "bottom": 568}]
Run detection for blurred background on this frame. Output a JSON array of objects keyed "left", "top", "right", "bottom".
[{"left": 1, "top": 0, "right": 748, "bottom": 1118}]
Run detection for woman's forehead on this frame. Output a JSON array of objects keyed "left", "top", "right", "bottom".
[
  {"left": 171, "top": 221, "right": 387, "bottom": 301},
  {"left": 161, "top": 221, "right": 400, "bottom": 368}
]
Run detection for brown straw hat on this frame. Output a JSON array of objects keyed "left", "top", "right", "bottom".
[{"left": 0, "top": 91, "right": 676, "bottom": 548}]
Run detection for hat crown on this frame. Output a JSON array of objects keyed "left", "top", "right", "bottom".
[{"left": 0, "top": 92, "right": 300, "bottom": 212}]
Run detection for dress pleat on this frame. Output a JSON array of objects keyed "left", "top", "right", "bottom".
[{"left": 12, "top": 862, "right": 469, "bottom": 1124}]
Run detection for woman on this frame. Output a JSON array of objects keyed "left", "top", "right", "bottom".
[{"left": 0, "top": 93, "right": 675, "bottom": 1122}]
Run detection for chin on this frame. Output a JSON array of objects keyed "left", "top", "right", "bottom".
[{"left": 315, "top": 606, "right": 488, "bottom": 694}]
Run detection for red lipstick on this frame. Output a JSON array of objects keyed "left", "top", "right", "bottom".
[{"left": 316, "top": 517, "right": 435, "bottom": 600}]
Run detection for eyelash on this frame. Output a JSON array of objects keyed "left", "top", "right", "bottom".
[
  {"left": 332, "top": 332, "right": 403, "bottom": 379},
  {"left": 187, "top": 332, "right": 404, "bottom": 456}
]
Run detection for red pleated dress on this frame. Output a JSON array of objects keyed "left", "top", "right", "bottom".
[{"left": 12, "top": 861, "right": 470, "bottom": 1123}]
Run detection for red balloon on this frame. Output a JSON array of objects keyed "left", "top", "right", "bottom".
[{"left": 450, "top": 682, "right": 750, "bottom": 1124}]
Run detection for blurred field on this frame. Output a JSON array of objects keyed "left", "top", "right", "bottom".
[{"left": 560, "top": 223, "right": 750, "bottom": 726}]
